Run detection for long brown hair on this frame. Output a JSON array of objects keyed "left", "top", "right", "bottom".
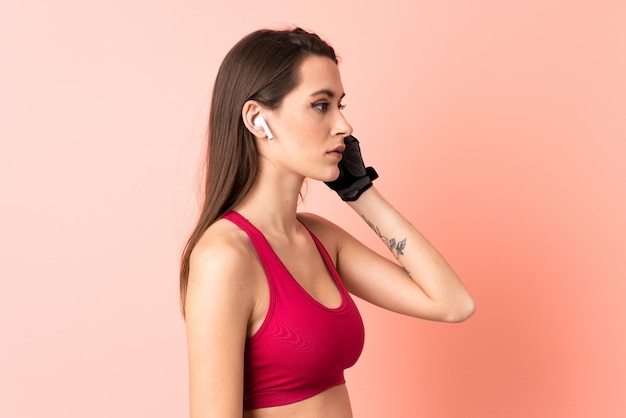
[{"left": 180, "top": 27, "right": 338, "bottom": 316}]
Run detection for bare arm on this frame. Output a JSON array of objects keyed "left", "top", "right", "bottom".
[
  {"left": 185, "top": 234, "right": 255, "bottom": 417},
  {"left": 335, "top": 186, "right": 475, "bottom": 322}
]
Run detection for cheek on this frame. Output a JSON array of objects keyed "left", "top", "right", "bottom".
[
  {"left": 283, "top": 118, "right": 319, "bottom": 148},
  {"left": 287, "top": 114, "right": 317, "bottom": 135}
]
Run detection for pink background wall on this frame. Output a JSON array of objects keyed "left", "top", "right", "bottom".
[{"left": 2, "top": 1, "right": 624, "bottom": 417}]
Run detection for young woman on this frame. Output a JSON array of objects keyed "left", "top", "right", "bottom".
[{"left": 181, "top": 27, "right": 475, "bottom": 418}]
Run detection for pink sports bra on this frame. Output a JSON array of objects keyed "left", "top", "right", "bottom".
[{"left": 223, "top": 211, "right": 365, "bottom": 410}]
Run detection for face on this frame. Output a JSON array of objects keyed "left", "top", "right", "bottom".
[{"left": 264, "top": 55, "right": 353, "bottom": 182}]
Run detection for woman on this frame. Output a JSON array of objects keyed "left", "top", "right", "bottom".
[{"left": 181, "top": 27, "right": 475, "bottom": 418}]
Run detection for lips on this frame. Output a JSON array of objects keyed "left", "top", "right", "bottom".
[
  {"left": 327, "top": 145, "right": 345, "bottom": 159},
  {"left": 329, "top": 144, "right": 346, "bottom": 154}
]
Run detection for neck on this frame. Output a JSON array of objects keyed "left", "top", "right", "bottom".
[{"left": 233, "top": 165, "right": 305, "bottom": 236}]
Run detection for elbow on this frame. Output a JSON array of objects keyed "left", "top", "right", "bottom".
[{"left": 442, "top": 296, "right": 476, "bottom": 323}]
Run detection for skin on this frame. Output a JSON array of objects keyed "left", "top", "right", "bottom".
[{"left": 185, "top": 55, "right": 476, "bottom": 418}]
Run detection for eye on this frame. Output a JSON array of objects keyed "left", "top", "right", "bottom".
[
  {"left": 311, "top": 102, "right": 347, "bottom": 112},
  {"left": 311, "top": 102, "right": 330, "bottom": 112}
]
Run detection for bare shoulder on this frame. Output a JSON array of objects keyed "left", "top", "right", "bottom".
[
  {"left": 186, "top": 218, "right": 259, "bottom": 318},
  {"left": 190, "top": 218, "right": 257, "bottom": 278},
  {"left": 191, "top": 218, "right": 255, "bottom": 268}
]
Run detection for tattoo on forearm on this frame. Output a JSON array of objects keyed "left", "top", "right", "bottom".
[{"left": 362, "top": 215, "right": 407, "bottom": 260}]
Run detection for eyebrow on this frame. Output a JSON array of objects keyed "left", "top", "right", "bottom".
[{"left": 310, "top": 89, "right": 346, "bottom": 99}]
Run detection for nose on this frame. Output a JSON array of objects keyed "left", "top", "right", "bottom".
[{"left": 333, "top": 110, "right": 353, "bottom": 138}]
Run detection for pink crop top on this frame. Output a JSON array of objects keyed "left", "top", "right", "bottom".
[{"left": 223, "top": 211, "right": 365, "bottom": 410}]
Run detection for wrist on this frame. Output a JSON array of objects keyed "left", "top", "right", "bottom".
[
  {"left": 346, "top": 184, "right": 380, "bottom": 209},
  {"left": 331, "top": 166, "right": 379, "bottom": 202}
]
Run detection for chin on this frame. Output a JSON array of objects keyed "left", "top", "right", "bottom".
[
  {"left": 323, "top": 168, "right": 341, "bottom": 182},
  {"left": 305, "top": 164, "right": 341, "bottom": 183}
]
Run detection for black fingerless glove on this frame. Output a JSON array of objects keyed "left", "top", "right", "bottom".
[{"left": 325, "top": 135, "right": 378, "bottom": 201}]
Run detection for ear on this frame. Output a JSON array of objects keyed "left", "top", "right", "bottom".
[{"left": 242, "top": 100, "right": 271, "bottom": 139}]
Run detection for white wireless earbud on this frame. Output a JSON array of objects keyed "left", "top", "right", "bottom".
[{"left": 253, "top": 116, "right": 273, "bottom": 140}]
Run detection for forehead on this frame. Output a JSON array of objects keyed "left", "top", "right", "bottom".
[{"left": 293, "top": 55, "right": 344, "bottom": 95}]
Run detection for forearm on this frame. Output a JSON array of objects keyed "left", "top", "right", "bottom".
[{"left": 347, "top": 186, "right": 475, "bottom": 321}]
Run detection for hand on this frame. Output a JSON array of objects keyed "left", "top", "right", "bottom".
[{"left": 325, "top": 135, "right": 378, "bottom": 201}]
